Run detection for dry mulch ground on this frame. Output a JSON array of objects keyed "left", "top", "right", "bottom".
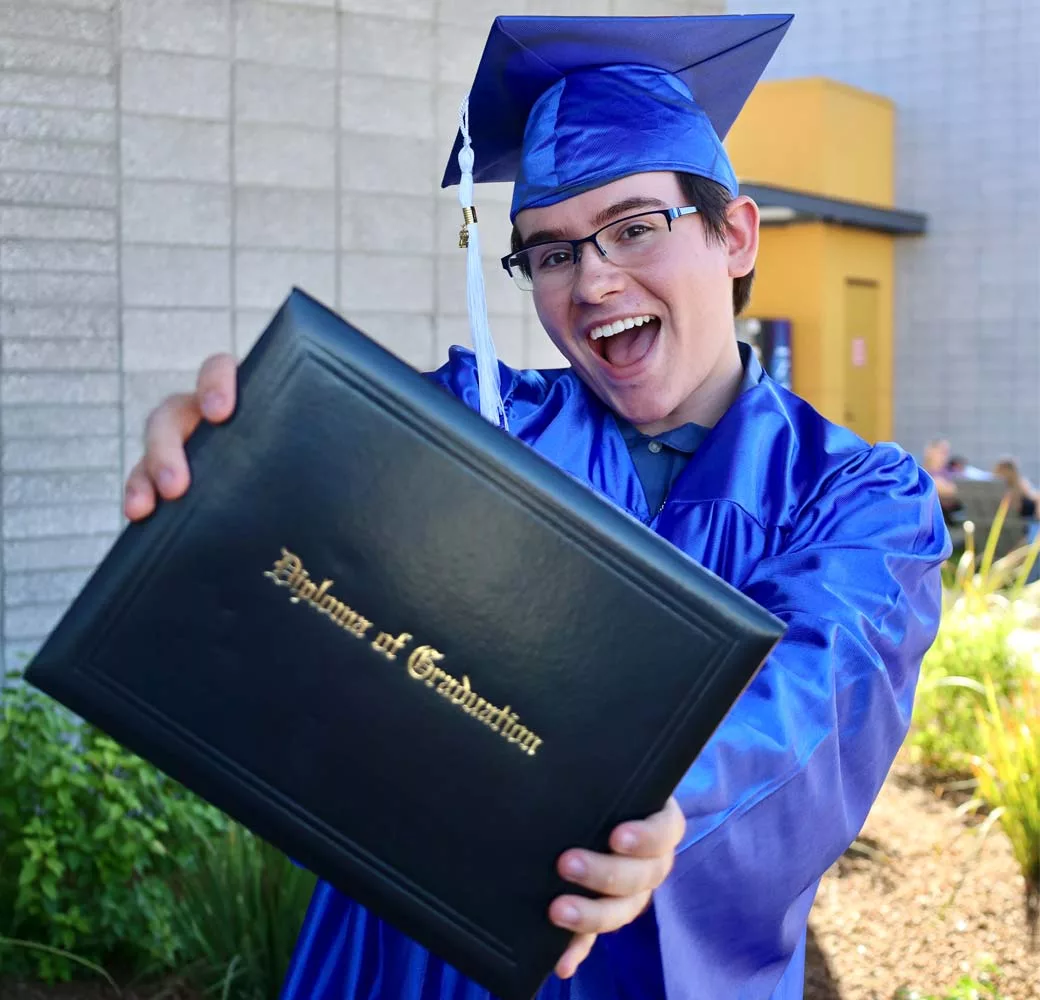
[
  {"left": 4, "top": 751, "right": 1038, "bottom": 1000},
  {"left": 805, "top": 749, "right": 1040, "bottom": 999}
]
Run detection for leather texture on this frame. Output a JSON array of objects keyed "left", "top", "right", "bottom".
[{"left": 26, "top": 289, "right": 784, "bottom": 1000}]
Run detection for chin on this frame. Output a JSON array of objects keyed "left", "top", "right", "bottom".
[{"left": 607, "top": 391, "right": 677, "bottom": 430}]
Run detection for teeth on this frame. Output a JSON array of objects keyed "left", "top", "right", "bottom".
[{"left": 589, "top": 314, "right": 655, "bottom": 340}]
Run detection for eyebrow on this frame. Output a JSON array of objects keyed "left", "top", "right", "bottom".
[{"left": 518, "top": 196, "right": 669, "bottom": 249}]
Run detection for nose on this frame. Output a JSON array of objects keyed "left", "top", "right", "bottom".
[{"left": 570, "top": 245, "right": 626, "bottom": 305}]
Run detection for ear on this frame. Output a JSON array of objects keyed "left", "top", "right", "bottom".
[{"left": 724, "top": 196, "right": 759, "bottom": 279}]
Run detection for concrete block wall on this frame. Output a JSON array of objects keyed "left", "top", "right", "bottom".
[
  {"left": 734, "top": 0, "right": 1040, "bottom": 479},
  {"left": 0, "top": 0, "right": 722, "bottom": 672}
]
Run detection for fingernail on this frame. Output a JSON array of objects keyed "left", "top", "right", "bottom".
[
  {"left": 617, "top": 831, "right": 637, "bottom": 852},
  {"left": 202, "top": 391, "right": 224, "bottom": 417},
  {"left": 563, "top": 856, "right": 586, "bottom": 879},
  {"left": 158, "top": 467, "right": 177, "bottom": 491},
  {"left": 558, "top": 904, "right": 580, "bottom": 927}
]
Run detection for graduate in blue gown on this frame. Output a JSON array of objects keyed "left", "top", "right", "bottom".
[{"left": 123, "top": 13, "right": 952, "bottom": 1000}]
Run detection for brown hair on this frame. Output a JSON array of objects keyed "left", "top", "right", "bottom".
[{"left": 677, "top": 172, "right": 755, "bottom": 316}]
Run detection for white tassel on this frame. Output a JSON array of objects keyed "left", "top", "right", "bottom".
[{"left": 457, "top": 97, "right": 507, "bottom": 430}]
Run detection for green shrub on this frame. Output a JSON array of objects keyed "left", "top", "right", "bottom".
[
  {"left": 0, "top": 673, "right": 228, "bottom": 981},
  {"left": 908, "top": 507, "right": 1040, "bottom": 950},
  {"left": 909, "top": 605, "right": 1025, "bottom": 777},
  {"left": 909, "top": 509, "right": 1040, "bottom": 778}
]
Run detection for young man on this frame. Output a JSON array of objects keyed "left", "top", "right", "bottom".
[{"left": 123, "top": 14, "right": 950, "bottom": 999}]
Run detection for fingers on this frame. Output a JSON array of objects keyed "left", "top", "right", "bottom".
[
  {"left": 123, "top": 458, "right": 157, "bottom": 522},
  {"left": 195, "top": 352, "right": 238, "bottom": 423},
  {"left": 553, "top": 933, "right": 596, "bottom": 980},
  {"left": 544, "top": 796, "right": 686, "bottom": 978},
  {"left": 141, "top": 391, "right": 203, "bottom": 504},
  {"left": 608, "top": 796, "right": 686, "bottom": 859},
  {"left": 557, "top": 846, "right": 673, "bottom": 899},
  {"left": 549, "top": 888, "right": 652, "bottom": 938},
  {"left": 122, "top": 353, "right": 238, "bottom": 522},
  {"left": 550, "top": 841, "right": 671, "bottom": 938}
]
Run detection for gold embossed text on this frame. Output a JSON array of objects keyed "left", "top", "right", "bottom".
[{"left": 263, "top": 548, "right": 542, "bottom": 756}]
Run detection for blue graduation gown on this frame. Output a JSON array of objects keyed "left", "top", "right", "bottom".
[{"left": 280, "top": 347, "right": 951, "bottom": 1000}]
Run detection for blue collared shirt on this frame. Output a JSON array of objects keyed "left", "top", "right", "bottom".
[{"left": 617, "top": 342, "right": 764, "bottom": 515}]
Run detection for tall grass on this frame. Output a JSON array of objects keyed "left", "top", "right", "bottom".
[
  {"left": 168, "top": 824, "right": 316, "bottom": 1000},
  {"left": 971, "top": 674, "right": 1040, "bottom": 948}
]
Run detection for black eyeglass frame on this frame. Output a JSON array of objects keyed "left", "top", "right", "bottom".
[{"left": 500, "top": 205, "right": 702, "bottom": 284}]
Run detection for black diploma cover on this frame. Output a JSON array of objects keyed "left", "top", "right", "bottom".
[{"left": 26, "top": 289, "right": 785, "bottom": 1000}]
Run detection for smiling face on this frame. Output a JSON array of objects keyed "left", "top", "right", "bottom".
[{"left": 513, "top": 171, "right": 759, "bottom": 436}]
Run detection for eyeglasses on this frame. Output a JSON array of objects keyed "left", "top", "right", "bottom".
[{"left": 501, "top": 206, "right": 700, "bottom": 292}]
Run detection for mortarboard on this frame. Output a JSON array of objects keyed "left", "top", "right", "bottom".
[{"left": 442, "top": 14, "right": 794, "bottom": 429}]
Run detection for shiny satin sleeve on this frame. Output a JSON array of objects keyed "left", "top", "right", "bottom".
[{"left": 651, "top": 443, "right": 951, "bottom": 999}]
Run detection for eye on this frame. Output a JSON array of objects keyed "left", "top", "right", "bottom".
[
  {"left": 535, "top": 248, "right": 574, "bottom": 271},
  {"left": 617, "top": 221, "right": 657, "bottom": 242}
]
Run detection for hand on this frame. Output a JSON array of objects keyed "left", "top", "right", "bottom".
[
  {"left": 549, "top": 796, "right": 685, "bottom": 979},
  {"left": 123, "top": 353, "right": 238, "bottom": 522}
]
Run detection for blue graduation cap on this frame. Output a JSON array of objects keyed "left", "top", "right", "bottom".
[{"left": 442, "top": 14, "right": 793, "bottom": 429}]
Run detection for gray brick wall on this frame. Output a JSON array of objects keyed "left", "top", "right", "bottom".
[
  {"left": 1, "top": 0, "right": 120, "bottom": 673},
  {"left": 0, "top": 0, "right": 723, "bottom": 673},
  {"left": 735, "top": 0, "right": 1040, "bottom": 480}
]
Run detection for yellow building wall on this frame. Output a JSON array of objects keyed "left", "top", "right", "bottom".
[
  {"left": 744, "top": 224, "right": 893, "bottom": 443},
  {"left": 743, "top": 224, "right": 833, "bottom": 416},
  {"left": 824, "top": 228, "right": 894, "bottom": 443},
  {"left": 726, "top": 77, "right": 895, "bottom": 207},
  {"left": 729, "top": 76, "right": 898, "bottom": 442}
]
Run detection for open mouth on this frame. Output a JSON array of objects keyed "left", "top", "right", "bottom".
[{"left": 588, "top": 314, "right": 661, "bottom": 368}]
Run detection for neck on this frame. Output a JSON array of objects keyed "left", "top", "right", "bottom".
[{"left": 634, "top": 338, "right": 744, "bottom": 437}]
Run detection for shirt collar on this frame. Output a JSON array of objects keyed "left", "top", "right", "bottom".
[{"left": 617, "top": 340, "right": 764, "bottom": 453}]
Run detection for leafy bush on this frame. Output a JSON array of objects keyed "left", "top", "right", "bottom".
[
  {"left": 908, "top": 510, "right": 1040, "bottom": 778},
  {"left": 909, "top": 606, "right": 1025, "bottom": 777},
  {"left": 0, "top": 672, "right": 228, "bottom": 981},
  {"left": 1, "top": 671, "right": 317, "bottom": 998}
]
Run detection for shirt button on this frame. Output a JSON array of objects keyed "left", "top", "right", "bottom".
[{"left": 647, "top": 440, "right": 662, "bottom": 454}]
